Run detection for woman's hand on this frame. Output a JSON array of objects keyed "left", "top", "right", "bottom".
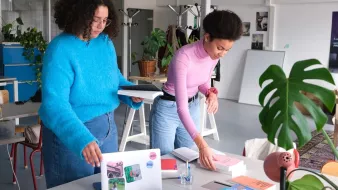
[
  {"left": 206, "top": 92, "right": 218, "bottom": 114},
  {"left": 82, "top": 141, "right": 102, "bottom": 167},
  {"left": 131, "top": 97, "right": 144, "bottom": 103},
  {"left": 194, "top": 135, "right": 217, "bottom": 171},
  {"left": 199, "top": 146, "right": 217, "bottom": 171}
]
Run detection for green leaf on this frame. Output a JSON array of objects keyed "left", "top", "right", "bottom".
[
  {"left": 3, "top": 24, "right": 13, "bottom": 33},
  {"left": 259, "top": 59, "right": 335, "bottom": 150},
  {"left": 287, "top": 175, "right": 324, "bottom": 190},
  {"left": 161, "top": 55, "right": 172, "bottom": 67},
  {"left": 131, "top": 52, "right": 137, "bottom": 61}
]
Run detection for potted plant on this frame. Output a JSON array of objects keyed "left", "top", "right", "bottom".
[
  {"left": 1, "top": 17, "right": 23, "bottom": 42},
  {"left": 18, "top": 27, "right": 48, "bottom": 90},
  {"left": 135, "top": 28, "right": 166, "bottom": 77},
  {"left": 259, "top": 59, "right": 338, "bottom": 189}
]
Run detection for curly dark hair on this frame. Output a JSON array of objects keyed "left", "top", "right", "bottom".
[
  {"left": 203, "top": 10, "right": 243, "bottom": 41},
  {"left": 54, "top": 0, "right": 119, "bottom": 40}
]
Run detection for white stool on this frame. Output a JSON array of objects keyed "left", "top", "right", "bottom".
[
  {"left": 119, "top": 94, "right": 220, "bottom": 152},
  {"left": 199, "top": 94, "right": 220, "bottom": 141},
  {"left": 119, "top": 99, "right": 152, "bottom": 152}
]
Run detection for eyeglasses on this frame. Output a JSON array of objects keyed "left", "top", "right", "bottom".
[{"left": 93, "top": 17, "right": 112, "bottom": 27}]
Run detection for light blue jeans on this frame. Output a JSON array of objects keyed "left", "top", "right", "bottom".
[
  {"left": 42, "top": 112, "right": 118, "bottom": 188},
  {"left": 149, "top": 96, "right": 200, "bottom": 155}
]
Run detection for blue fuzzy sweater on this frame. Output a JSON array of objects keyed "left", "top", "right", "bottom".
[{"left": 39, "top": 33, "right": 142, "bottom": 158}]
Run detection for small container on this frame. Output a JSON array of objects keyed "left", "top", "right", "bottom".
[{"left": 178, "top": 163, "right": 195, "bottom": 185}]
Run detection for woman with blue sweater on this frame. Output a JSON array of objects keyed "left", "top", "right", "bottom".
[{"left": 39, "top": 0, "right": 143, "bottom": 188}]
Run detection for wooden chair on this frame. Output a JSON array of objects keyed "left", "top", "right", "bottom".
[{"left": 12, "top": 119, "right": 43, "bottom": 190}]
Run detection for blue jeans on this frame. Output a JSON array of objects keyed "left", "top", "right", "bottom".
[
  {"left": 149, "top": 96, "right": 200, "bottom": 155},
  {"left": 42, "top": 112, "right": 118, "bottom": 188}
]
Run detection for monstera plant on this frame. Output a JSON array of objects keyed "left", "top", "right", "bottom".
[{"left": 259, "top": 59, "right": 338, "bottom": 189}]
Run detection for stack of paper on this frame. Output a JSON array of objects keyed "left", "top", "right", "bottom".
[
  {"left": 198, "top": 154, "right": 246, "bottom": 177},
  {"left": 161, "top": 159, "right": 179, "bottom": 179},
  {"left": 117, "top": 90, "right": 163, "bottom": 100},
  {"left": 171, "top": 147, "right": 199, "bottom": 162}
]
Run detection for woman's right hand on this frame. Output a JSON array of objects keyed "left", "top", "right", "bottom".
[
  {"left": 194, "top": 135, "right": 217, "bottom": 171},
  {"left": 199, "top": 146, "right": 217, "bottom": 171},
  {"left": 82, "top": 141, "right": 102, "bottom": 167}
]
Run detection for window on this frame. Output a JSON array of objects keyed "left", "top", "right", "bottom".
[{"left": 1, "top": 0, "right": 50, "bottom": 41}]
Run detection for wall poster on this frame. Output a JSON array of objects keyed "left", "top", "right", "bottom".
[{"left": 329, "top": 12, "right": 338, "bottom": 72}]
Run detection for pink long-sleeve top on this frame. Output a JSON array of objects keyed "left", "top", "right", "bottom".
[{"left": 162, "top": 39, "right": 219, "bottom": 139}]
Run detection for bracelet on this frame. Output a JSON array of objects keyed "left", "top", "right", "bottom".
[{"left": 206, "top": 87, "right": 218, "bottom": 97}]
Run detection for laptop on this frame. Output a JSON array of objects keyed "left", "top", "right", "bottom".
[{"left": 95, "top": 149, "right": 162, "bottom": 190}]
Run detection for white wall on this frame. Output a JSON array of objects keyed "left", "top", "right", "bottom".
[
  {"left": 274, "top": 2, "right": 338, "bottom": 87},
  {"left": 273, "top": 0, "right": 338, "bottom": 4},
  {"left": 121, "top": 0, "right": 338, "bottom": 98},
  {"left": 157, "top": 0, "right": 266, "bottom": 6},
  {"left": 214, "top": 5, "right": 269, "bottom": 100},
  {"left": 212, "top": 0, "right": 265, "bottom": 5},
  {"left": 130, "top": 9, "right": 154, "bottom": 76},
  {"left": 211, "top": 1, "right": 338, "bottom": 100},
  {"left": 154, "top": 7, "right": 178, "bottom": 30}
]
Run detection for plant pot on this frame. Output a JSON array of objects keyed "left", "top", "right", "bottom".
[{"left": 138, "top": 60, "right": 157, "bottom": 77}]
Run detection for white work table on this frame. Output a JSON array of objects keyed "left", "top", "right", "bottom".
[
  {"left": 0, "top": 102, "right": 40, "bottom": 145},
  {"left": 48, "top": 150, "right": 338, "bottom": 190},
  {"left": 0, "top": 102, "right": 40, "bottom": 121},
  {"left": 0, "top": 76, "right": 18, "bottom": 102}
]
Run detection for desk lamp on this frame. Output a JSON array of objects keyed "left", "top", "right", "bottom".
[{"left": 263, "top": 152, "right": 296, "bottom": 190}]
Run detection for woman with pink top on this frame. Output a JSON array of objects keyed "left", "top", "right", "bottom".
[{"left": 149, "top": 10, "right": 243, "bottom": 170}]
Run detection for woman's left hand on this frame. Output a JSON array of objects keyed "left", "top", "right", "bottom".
[
  {"left": 206, "top": 93, "right": 218, "bottom": 114},
  {"left": 131, "top": 97, "right": 144, "bottom": 103}
]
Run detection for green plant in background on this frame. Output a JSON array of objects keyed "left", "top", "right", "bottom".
[
  {"left": 1, "top": 17, "right": 23, "bottom": 42},
  {"left": 131, "top": 52, "right": 137, "bottom": 63},
  {"left": 19, "top": 27, "right": 48, "bottom": 88},
  {"left": 161, "top": 43, "right": 174, "bottom": 68},
  {"left": 259, "top": 59, "right": 338, "bottom": 189},
  {"left": 140, "top": 28, "right": 166, "bottom": 61},
  {"left": 160, "top": 36, "right": 198, "bottom": 69}
]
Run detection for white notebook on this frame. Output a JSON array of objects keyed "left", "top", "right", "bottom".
[
  {"left": 171, "top": 147, "right": 199, "bottom": 162},
  {"left": 118, "top": 90, "right": 163, "bottom": 100}
]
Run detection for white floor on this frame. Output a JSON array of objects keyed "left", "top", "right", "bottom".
[{"left": 0, "top": 99, "right": 334, "bottom": 190}]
